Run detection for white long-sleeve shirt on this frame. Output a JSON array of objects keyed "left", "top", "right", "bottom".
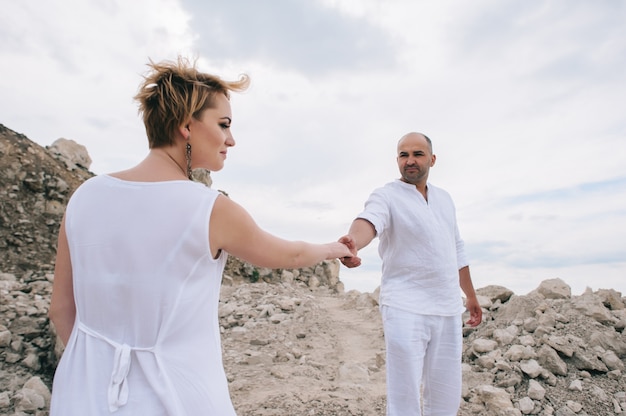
[{"left": 357, "top": 179, "right": 467, "bottom": 316}]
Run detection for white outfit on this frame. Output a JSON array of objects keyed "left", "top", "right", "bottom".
[
  {"left": 50, "top": 175, "right": 236, "bottom": 416},
  {"left": 357, "top": 179, "right": 467, "bottom": 416},
  {"left": 382, "top": 306, "right": 462, "bottom": 416},
  {"left": 358, "top": 180, "right": 467, "bottom": 316}
]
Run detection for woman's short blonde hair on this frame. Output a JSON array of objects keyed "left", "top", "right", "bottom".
[{"left": 134, "top": 57, "right": 250, "bottom": 148}]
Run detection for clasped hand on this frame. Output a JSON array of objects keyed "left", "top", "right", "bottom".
[{"left": 338, "top": 235, "right": 361, "bottom": 268}]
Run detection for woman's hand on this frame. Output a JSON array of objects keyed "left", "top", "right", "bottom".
[{"left": 338, "top": 235, "right": 362, "bottom": 268}]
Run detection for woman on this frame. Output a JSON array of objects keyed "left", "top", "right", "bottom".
[{"left": 48, "top": 57, "right": 354, "bottom": 415}]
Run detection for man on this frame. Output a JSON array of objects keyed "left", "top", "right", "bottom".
[{"left": 340, "top": 132, "right": 482, "bottom": 416}]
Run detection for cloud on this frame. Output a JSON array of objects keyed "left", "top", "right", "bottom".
[
  {"left": 179, "top": 0, "right": 398, "bottom": 75},
  {"left": 0, "top": 0, "right": 195, "bottom": 171},
  {"left": 500, "top": 176, "right": 626, "bottom": 205},
  {"left": 460, "top": 172, "right": 626, "bottom": 295}
]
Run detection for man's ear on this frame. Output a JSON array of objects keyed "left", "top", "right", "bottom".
[{"left": 431, "top": 154, "right": 437, "bottom": 167}]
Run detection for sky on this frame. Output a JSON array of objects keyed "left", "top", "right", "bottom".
[{"left": 2, "top": 0, "right": 625, "bottom": 297}]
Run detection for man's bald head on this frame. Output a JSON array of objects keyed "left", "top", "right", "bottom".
[{"left": 397, "top": 132, "right": 433, "bottom": 154}]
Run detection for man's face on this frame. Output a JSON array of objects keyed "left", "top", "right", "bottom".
[{"left": 396, "top": 134, "right": 436, "bottom": 185}]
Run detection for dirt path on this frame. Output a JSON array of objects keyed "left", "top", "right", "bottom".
[
  {"left": 316, "top": 294, "right": 386, "bottom": 387},
  {"left": 224, "top": 288, "right": 388, "bottom": 415}
]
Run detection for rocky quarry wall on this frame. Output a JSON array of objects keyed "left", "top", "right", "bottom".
[{"left": 1, "top": 124, "right": 625, "bottom": 416}]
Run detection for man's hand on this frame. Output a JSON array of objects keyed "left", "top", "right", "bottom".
[
  {"left": 338, "top": 235, "right": 361, "bottom": 268},
  {"left": 465, "top": 296, "right": 482, "bottom": 327}
]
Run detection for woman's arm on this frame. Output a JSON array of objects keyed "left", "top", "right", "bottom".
[
  {"left": 49, "top": 215, "right": 76, "bottom": 346},
  {"left": 209, "top": 195, "right": 353, "bottom": 269}
]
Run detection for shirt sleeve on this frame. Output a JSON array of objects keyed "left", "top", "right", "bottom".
[
  {"left": 444, "top": 187, "right": 469, "bottom": 270},
  {"left": 356, "top": 188, "right": 389, "bottom": 236},
  {"left": 455, "top": 223, "right": 469, "bottom": 270}
]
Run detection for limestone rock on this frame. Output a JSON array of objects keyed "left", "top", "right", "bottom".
[
  {"left": 534, "top": 278, "right": 571, "bottom": 299},
  {"left": 47, "top": 137, "right": 92, "bottom": 170}
]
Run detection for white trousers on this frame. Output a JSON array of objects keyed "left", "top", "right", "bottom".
[{"left": 381, "top": 306, "right": 462, "bottom": 416}]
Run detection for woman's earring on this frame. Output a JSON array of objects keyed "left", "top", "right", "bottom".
[{"left": 185, "top": 140, "right": 192, "bottom": 180}]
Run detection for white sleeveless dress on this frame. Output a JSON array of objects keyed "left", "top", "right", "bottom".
[{"left": 50, "top": 175, "right": 236, "bottom": 415}]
